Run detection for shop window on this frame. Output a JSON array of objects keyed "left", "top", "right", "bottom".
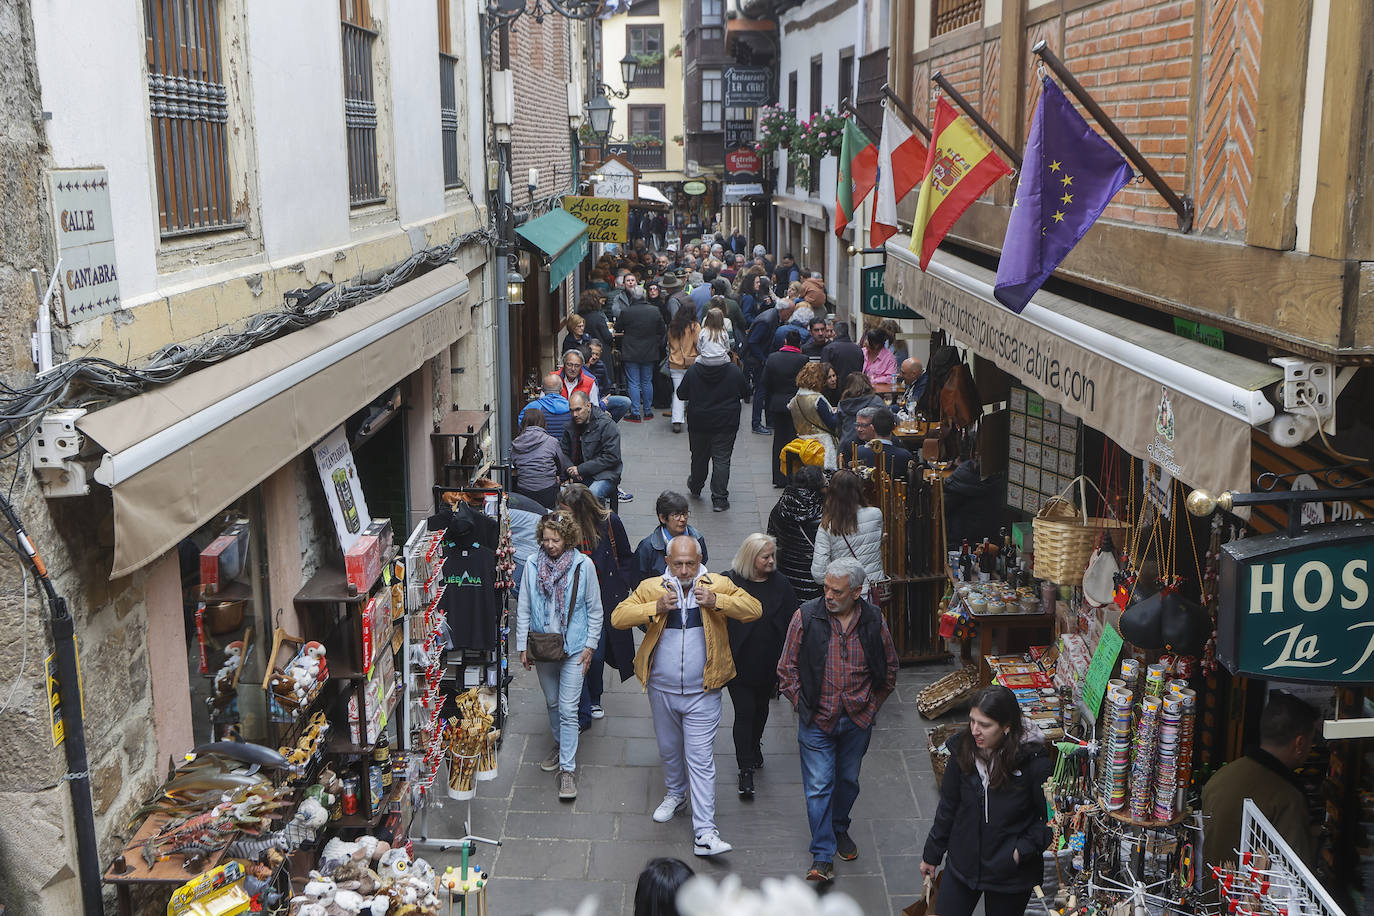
[
  {"left": 145, "top": 0, "right": 240, "bottom": 237},
  {"left": 182, "top": 498, "right": 270, "bottom": 745}
]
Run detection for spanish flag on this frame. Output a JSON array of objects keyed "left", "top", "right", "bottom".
[{"left": 909, "top": 98, "right": 1013, "bottom": 269}]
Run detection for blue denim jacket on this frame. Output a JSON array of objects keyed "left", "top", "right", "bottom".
[{"left": 515, "top": 551, "right": 603, "bottom": 656}]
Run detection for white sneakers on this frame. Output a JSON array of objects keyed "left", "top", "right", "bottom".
[
  {"left": 693, "top": 831, "right": 733, "bottom": 857},
  {"left": 652, "top": 794, "right": 688, "bottom": 823}
]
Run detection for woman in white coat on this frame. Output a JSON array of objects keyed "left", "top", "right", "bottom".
[{"left": 810, "top": 469, "right": 885, "bottom": 591}]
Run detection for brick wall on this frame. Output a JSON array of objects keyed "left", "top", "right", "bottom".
[
  {"left": 1061, "top": 0, "right": 1196, "bottom": 228},
  {"left": 506, "top": 16, "right": 575, "bottom": 207}
]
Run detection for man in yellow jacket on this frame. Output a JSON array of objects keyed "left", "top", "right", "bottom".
[{"left": 613, "top": 536, "right": 762, "bottom": 857}]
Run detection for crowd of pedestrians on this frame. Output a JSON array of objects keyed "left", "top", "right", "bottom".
[{"left": 510, "top": 478, "right": 899, "bottom": 879}]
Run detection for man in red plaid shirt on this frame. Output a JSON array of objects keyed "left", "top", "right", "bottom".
[{"left": 777, "top": 556, "right": 899, "bottom": 883}]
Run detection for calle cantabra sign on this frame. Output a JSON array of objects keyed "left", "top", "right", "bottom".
[{"left": 1218, "top": 519, "right": 1374, "bottom": 683}]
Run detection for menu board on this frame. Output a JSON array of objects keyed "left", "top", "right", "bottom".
[{"left": 1006, "top": 385, "right": 1080, "bottom": 513}]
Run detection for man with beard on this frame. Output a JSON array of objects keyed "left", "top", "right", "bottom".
[{"left": 776, "top": 556, "right": 899, "bottom": 882}]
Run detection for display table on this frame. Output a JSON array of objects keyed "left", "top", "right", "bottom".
[{"left": 971, "top": 611, "right": 1055, "bottom": 686}]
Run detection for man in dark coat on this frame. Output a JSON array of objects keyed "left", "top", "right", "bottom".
[
  {"left": 821, "top": 321, "right": 865, "bottom": 392},
  {"left": 746, "top": 298, "right": 795, "bottom": 435},
  {"left": 729, "top": 228, "right": 749, "bottom": 255},
  {"left": 631, "top": 490, "right": 709, "bottom": 581},
  {"left": 676, "top": 351, "right": 750, "bottom": 512},
  {"left": 618, "top": 293, "right": 668, "bottom": 422},
  {"left": 560, "top": 392, "right": 623, "bottom": 504},
  {"left": 773, "top": 254, "right": 801, "bottom": 297},
  {"left": 762, "top": 329, "right": 808, "bottom": 487}
]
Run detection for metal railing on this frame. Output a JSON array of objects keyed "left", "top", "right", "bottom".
[
  {"left": 440, "top": 53, "right": 461, "bottom": 188},
  {"left": 630, "top": 61, "right": 664, "bottom": 88},
  {"left": 145, "top": 0, "right": 240, "bottom": 237},
  {"left": 625, "top": 144, "right": 665, "bottom": 170},
  {"left": 342, "top": 20, "right": 384, "bottom": 206}
]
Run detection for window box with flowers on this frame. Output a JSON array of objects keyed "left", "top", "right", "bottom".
[{"left": 628, "top": 134, "right": 665, "bottom": 148}]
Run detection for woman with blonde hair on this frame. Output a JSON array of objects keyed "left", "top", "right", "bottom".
[
  {"left": 788, "top": 360, "right": 840, "bottom": 468},
  {"left": 810, "top": 469, "right": 885, "bottom": 589},
  {"left": 724, "top": 532, "right": 796, "bottom": 798},
  {"left": 560, "top": 312, "right": 589, "bottom": 359},
  {"left": 516, "top": 511, "right": 602, "bottom": 800}
]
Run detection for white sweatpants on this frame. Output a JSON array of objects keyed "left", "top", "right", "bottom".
[{"left": 648, "top": 686, "right": 721, "bottom": 836}]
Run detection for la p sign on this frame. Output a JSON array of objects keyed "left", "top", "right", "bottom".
[{"left": 1219, "top": 519, "right": 1374, "bottom": 682}]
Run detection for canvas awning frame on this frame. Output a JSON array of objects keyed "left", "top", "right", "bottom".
[
  {"left": 79, "top": 263, "right": 471, "bottom": 579},
  {"left": 515, "top": 208, "right": 590, "bottom": 291},
  {"left": 884, "top": 239, "right": 1282, "bottom": 497}
]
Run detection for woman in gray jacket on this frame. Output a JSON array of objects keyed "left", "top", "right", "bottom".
[
  {"left": 510, "top": 409, "right": 569, "bottom": 509},
  {"left": 810, "top": 469, "right": 885, "bottom": 591}
]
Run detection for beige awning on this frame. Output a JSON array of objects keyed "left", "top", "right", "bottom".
[
  {"left": 79, "top": 263, "right": 471, "bottom": 579},
  {"left": 884, "top": 240, "right": 1282, "bottom": 499}
]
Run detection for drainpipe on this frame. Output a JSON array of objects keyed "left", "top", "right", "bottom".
[
  {"left": 492, "top": 21, "right": 515, "bottom": 458},
  {"left": 0, "top": 496, "right": 102, "bottom": 915}
]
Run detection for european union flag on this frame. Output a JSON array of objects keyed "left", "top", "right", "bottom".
[{"left": 994, "top": 77, "right": 1132, "bottom": 313}]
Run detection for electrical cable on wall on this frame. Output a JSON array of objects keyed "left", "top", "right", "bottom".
[{"left": 0, "top": 227, "right": 497, "bottom": 467}]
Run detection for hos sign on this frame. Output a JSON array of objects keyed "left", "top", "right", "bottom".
[{"left": 1219, "top": 520, "right": 1374, "bottom": 682}]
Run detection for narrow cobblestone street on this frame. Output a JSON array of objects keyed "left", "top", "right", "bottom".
[{"left": 422, "top": 405, "right": 962, "bottom": 914}]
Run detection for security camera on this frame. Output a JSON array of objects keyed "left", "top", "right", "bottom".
[{"left": 1268, "top": 411, "right": 1318, "bottom": 448}]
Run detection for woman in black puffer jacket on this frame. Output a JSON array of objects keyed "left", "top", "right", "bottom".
[
  {"left": 921, "top": 686, "right": 1053, "bottom": 916},
  {"left": 765, "top": 465, "right": 825, "bottom": 603}
]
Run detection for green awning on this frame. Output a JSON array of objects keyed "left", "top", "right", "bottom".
[{"left": 515, "top": 208, "right": 590, "bottom": 291}]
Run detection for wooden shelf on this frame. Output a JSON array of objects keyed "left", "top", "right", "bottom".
[
  {"left": 295, "top": 566, "right": 369, "bottom": 604},
  {"left": 333, "top": 782, "right": 403, "bottom": 828},
  {"left": 203, "top": 578, "right": 253, "bottom": 602}
]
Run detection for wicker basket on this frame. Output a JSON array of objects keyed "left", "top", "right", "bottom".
[
  {"left": 916, "top": 664, "right": 981, "bottom": 719},
  {"left": 927, "top": 723, "right": 964, "bottom": 783},
  {"left": 1031, "top": 477, "right": 1130, "bottom": 586}
]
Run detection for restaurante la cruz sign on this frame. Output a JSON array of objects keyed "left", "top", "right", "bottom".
[{"left": 1219, "top": 519, "right": 1374, "bottom": 682}]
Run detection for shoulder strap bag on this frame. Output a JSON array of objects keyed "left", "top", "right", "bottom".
[{"left": 527, "top": 565, "right": 579, "bottom": 663}]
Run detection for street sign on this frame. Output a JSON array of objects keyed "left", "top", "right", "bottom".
[
  {"left": 562, "top": 195, "right": 628, "bottom": 243},
  {"left": 861, "top": 264, "right": 919, "bottom": 318},
  {"left": 48, "top": 168, "right": 122, "bottom": 324},
  {"left": 724, "top": 66, "right": 770, "bottom": 107},
  {"left": 726, "top": 148, "right": 762, "bottom": 176},
  {"left": 1218, "top": 519, "right": 1374, "bottom": 682}
]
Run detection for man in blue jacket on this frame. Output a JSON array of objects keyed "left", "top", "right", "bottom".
[{"left": 519, "top": 373, "right": 573, "bottom": 442}]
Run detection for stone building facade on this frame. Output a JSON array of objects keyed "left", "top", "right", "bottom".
[{"left": 0, "top": 1, "right": 495, "bottom": 911}]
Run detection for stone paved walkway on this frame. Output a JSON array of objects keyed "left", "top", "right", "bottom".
[{"left": 422, "top": 404, "right": 962, "bottom": 914}]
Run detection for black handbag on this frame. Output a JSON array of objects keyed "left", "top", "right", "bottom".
[{"left": 527, "top": 566, "right": 579, "bottom": 663}]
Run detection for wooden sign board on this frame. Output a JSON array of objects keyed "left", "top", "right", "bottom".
[{"left": 562, "top": 196, "right": 628, "bottom": 243}]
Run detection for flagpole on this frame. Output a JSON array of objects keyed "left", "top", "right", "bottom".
[
  {"left": 930, "top": 71, "right": 1023, "bottom": 169},
  {"left": 879, "top": 84, "right": 932, "bottom": 141},
  {"left": 838, "top": 99, "right": 881, "bottom": 140},
  {"left": 1031, "top": 40, "right": 1194, "bottom": 233}
]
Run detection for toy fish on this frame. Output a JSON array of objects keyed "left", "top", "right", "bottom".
[{"left": 189, "top": 741, "right": 287, "bottom": 772}]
